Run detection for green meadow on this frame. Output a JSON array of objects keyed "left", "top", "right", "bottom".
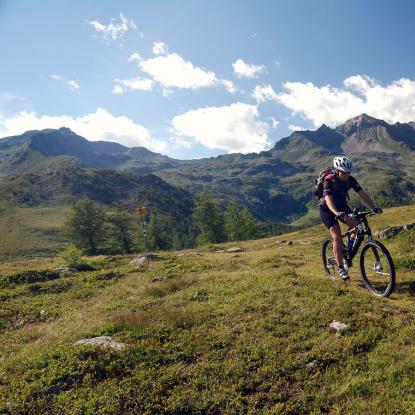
[
  {"left": 0, "top": 201, "right": 69, "bottom": 259},
  {"left": 0, "top": 205, "right": 414, "bottom": 414}
]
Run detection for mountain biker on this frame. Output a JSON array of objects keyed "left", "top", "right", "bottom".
[{"left": 320, "top": 156, "right": 381, "bottom": 280}]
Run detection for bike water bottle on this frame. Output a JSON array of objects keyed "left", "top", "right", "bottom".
[{"left": 348, "top": 232, "right": 356, "bottom": 250}]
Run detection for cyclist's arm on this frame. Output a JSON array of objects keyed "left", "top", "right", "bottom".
[
  {"left": 357, "top": 189, "right": 376, "bottom": 209},
  {"left": 324, "top": 194, "right": 341, "bottom": 216}
]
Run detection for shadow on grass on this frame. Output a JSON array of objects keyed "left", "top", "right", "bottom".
[{"left": 396, "top": 280, "right": 415, "bottom": 296}]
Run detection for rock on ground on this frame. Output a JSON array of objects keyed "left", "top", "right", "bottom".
[
  {"left": 130, "top": 253, "right": 157, "bottom": 265},
  {"left": 75, "top": 336, "right": 126, "bottom": 351},
  {"left": 227, "top": 247, "right": 242, "bottom": 253},
  {"left": 329, "top": 321, "right": 349, "bottom": 336}
]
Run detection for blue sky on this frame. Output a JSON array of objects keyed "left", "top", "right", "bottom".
[{"left": 1, "top": 0, "right": 415, "bottom": 159}]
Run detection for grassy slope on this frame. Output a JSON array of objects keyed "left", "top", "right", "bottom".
[
  {"left": 0, "top": 205, "right": 414, "bottom": 414},
  {"left": 0, "top": 201, "right": 69, "bottom": 259},
  {"left": 0, "top": 168, "right": 195, "bottom": 259}
]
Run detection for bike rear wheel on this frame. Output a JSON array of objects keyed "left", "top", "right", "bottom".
[
  {"left": 359, "top": 240, "right": 395, "bottom": 297},
  {"left": 322, "top": 238, "right": 337, "bottom": 278}
]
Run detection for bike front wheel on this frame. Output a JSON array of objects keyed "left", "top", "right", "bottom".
[{"left": 359, "top": 240, "right": 395, "bottom": 297}]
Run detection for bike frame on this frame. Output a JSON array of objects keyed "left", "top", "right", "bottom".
[{"left": 341, "top": 211, "right": 376, "bottom": 264}]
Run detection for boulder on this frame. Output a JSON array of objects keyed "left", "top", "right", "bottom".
[
  {"left": 227, "top": 247, "right": 242, "bottom": 253},
  {"left": 75, "top": 336, "right": 126, "bottom": 351},
  {"left": 329, "top": 321, "right": 349, "bottom": 336},
  {"left": 130, "top": 253, "right": 157, "bottom": 265}
]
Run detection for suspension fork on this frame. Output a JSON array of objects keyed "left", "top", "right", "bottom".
[{"left": 364, "top": 218, "right": 381, "bottom": 262}]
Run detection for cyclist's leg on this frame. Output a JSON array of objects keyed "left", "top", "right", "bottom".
[
  {"left": 329, "top": 224, "right": 344, "bottom": 267},
  {"left": 320, "top": 206, "right": 344, "bottom": 267}
]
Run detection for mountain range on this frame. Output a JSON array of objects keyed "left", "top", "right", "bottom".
[
  {"left": 0, "top": 113, "right": 414, "bottom": 232},
  {"left": 0, "top": 127, "right": 185, "bottom": 175}
]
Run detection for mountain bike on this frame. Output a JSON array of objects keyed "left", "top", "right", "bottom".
[{"left": 322, "top": 209, "right": 395, "bottom": 297}]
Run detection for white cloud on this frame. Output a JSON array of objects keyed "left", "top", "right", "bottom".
[
  {"left": 171, "top": 103, "right": 270, "bottom": 153},
  {"left": 50, "top": 74, "right": 80, "bottom": 92},
  {"left": 152, "top": 41, "right": 168, "bottom": 55},
  {"left": 139, "top": 53, "right": 218, "bottom": 89},
  {"left": 232, "top": 58, "right": 266, "bottom": 78},
  {"left": 67, "top": 80, "right": 79, "bottom": 91},
  {"left": 221, "top": 79, "right": 237, "bottom": 94},
  {"left": 268, "top": 117, "right": 280, "bottom": 129},
  {"left": 168, "top": 136, "right": 192, "bottom": 149},
  {"left": 252, "top": 84, "right": 278, "bottom": 103},
  {"left": 113, "top": 77, "right": 154, "bottom": 93},
  {"left": 343, "top": 74, "right": 377, "bottom": 94},
  {"left": 288, "top": 124, "right": 306, "bottom": 131},
  {"left": 88, "top": 13, "right": 140, "bottom": 42},
  {"left": 128, "top": 52, "right": 142, "bottom": 62},
  {"left": 113, "top": 85, "right": 124, "bottom": 94},
  {"left": 162, "top": 89, "right": 174, "bottom": 97},
  {"left": 276, "top": 75, "right": 415, "bottom": 127},
  {"left": 122, "top": 77, "right": 154, "bottom": 91},
  {"left": 0, "top": 108, "right": 167, "bottom": 152}
]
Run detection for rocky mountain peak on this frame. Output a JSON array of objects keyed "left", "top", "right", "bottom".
[
  {"left": 317, "top": 123, "right": 331, "bottom": 131},
  {"left": 336, "top": 113, "right": 386, "bottom": 136},
  {"left": 58, "top": 127, "right": 76, "bottom": 135}
]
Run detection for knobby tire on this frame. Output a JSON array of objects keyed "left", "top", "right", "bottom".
[{"left": 359, "top": 240, "right": 395, "bottom": 297}]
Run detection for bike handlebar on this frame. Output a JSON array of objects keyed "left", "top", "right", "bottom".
[{"left": 347, "top": 209, "right": 378, "bottom": 220}]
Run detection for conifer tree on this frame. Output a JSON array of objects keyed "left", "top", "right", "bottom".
[
  {"left": 147, "top": 214, "right": 171, "bottom": 250},
  {"left": 224, "top": 200, "right": 244, "bottom": 241},
  {"left": 193, "top": 190, "right": 226, "bottom": 244},
  {"left": 107, "top": 206, "right": 135, "bottom": 253},
  {"left": 63, "top": 198, "right": 106, "bottom": 254},
  {"left": 240, "top": 207, "right": 259, "bottom": 240},
  {"left": 225, "top": 200, "right": 259, "bottom": 241}
]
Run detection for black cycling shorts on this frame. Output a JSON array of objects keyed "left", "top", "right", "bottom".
[{"left": 320, "top": 205, "right": 352, "bottom": 230}]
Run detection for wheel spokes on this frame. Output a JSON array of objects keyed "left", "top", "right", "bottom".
[{"left": 362, "top": 244, "right": 393, "bottom": 295}]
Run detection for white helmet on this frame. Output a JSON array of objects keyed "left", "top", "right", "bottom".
[{"left": 333, "top": 156, "right": 352, "bottom": 173}]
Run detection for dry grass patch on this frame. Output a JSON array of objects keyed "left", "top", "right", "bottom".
[
  {"left": 111, "top": 303, "right": 209, "bottom": 333},
  {"left": 144, "top": 276, "right": 190, "bottom": 298}
]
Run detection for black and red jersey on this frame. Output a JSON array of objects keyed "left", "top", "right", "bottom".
[{"left": 321, "top": 174, "right": 362, "bottom": 208}]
